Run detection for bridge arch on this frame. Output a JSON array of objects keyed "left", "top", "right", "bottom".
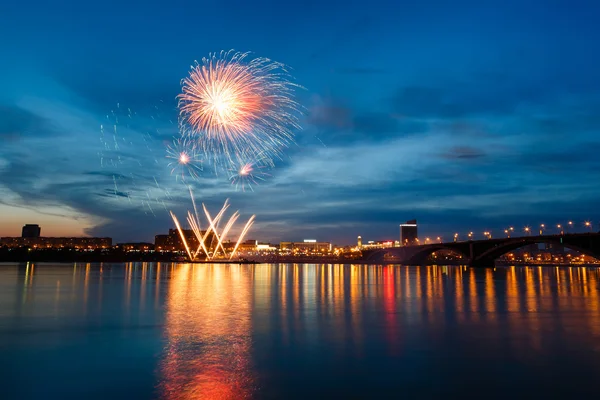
[
  {"left": 403, "top": 245, "right": 468, "bottom": 265},
  {"left": 362, "top": 245, "right": 468, "bottom": 265},
  {"left": 473, "top": 237, "right": 600, "bottom": 267}
]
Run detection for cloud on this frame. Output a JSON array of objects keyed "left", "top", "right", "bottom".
[
  {"left": 439, "top": 146, "right": 486, "bottom": 160},
  {"left": 0, "top": 105, "right": 60, "bottom": 139}
]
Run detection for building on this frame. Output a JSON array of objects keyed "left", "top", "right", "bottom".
[
  {"left": 234, "top": 239, "right": 258, "bottom": 252},
  {"left": 256, "top": 242, "right": 277, "bottom": 252},
  {"left": 22, "top": 224, "right": 41, "bottom": 238},
  {"left": 357, "top": 236, "right": 362, "bottom": 248},
  {"left": 361, "top": 240, "right": 396, "bottom": 249},
  {"left": 280, "top": 240, "right": 332, "bottom": 254},
  {"left": 400, "top": 220, "right": 418, "bottom": 246},
  {"left": 155, "top": 228, "right": 214, "bottom": 253},
  {"left": 118, "top": 242, "right": 154, "bottom": 251},
  {"left": 0, "top": 236, "right": 112, "bottom": 249}
]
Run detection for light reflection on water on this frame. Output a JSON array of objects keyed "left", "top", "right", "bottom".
[{"left": 0, "top": 263, "right": 600, "bottom": 399}]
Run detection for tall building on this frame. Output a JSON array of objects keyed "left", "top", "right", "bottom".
[
  {"left": 22, "top": 224, "right": 41, "bottom": 238},
  {"left": 400, "top": 220, "right": 418, "bottom": 246},
  {"left": 357, "top": 236, "right": 362, "bottom": 248}
]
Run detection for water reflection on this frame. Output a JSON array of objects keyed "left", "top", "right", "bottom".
[{"left": 159, "top": 264, "right": 255, "bottom": 399}]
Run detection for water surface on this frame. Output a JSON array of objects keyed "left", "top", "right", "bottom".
[{"left": 1, "top": 263, "right": 599, "bottom": 399}]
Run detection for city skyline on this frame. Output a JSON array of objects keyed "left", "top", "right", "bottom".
[
  {"left": 1, "top": 0, "right": 600, "bottom": 243},
  {"left": 1, "top": 218, "right": 596, "bottom": 247}
]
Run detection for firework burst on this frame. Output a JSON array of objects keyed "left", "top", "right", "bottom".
[
  {"left": 178, "top": 50, "right": 302, "bottom": 167},
  {"left": 228, "top": 152, "right": 271, "bottom": 192},
  {"left": 166, "top": 136, "right": 203, "bottom": 182}
]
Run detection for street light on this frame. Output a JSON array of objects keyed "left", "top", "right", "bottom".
[
  {"left": 585, "top": 221, "right": 592, "bottom": 232},
  {"left": 557, "top": 224, "right": 563, "bottom": 235},
  {"left": 568, "top": 221, "right": 573, "bottom": 233},
  {"left": 468, "top": 232, "right": 473, "bottom": 240},
  {"left": 505, "top": 229, "right": 510, "bottom": 238},
  {"left": 437, "top": 236, "right": 441, "bottom": 243},
  {"left": 524, "top": 226, "right": 531, "bottom": 236},
  {"left": 484, "top": 231, "right": 492, "bottom": 239},
  {"left": 454, "top": 233, "right": 459, "bottom": 242},
  {"left": 425, "top": 237, "right": 431, "bottom": 244},
  {"left": 540, "top": 224, "right": 545, "bottom": 236}
]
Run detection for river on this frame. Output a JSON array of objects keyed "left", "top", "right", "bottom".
[{"left": 1, "top": 263, "right": 599, "bottom": 399}]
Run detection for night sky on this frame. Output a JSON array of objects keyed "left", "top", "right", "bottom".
[{"left": 1, "top": 0, "right": 599, "bottom": 244}]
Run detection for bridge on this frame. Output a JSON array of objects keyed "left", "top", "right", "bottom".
[{"left": 360, "top": 233, "right": 600, "bottom": 267}]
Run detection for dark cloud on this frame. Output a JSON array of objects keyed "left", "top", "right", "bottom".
[
  {"left": 307, "top": 100, "right": 428, "bottom": 146},
  {"left": 307, "top": 103, "right": 352, "bottom": 130},
  {"left": 391, "top": 79, "right": 550, "bottom": 119},
  {"left": 439, "top": 146, "right": 486, "bottom": 160},
  {"left": 0, "top": 105, "right": 59, "bottom": 139}
]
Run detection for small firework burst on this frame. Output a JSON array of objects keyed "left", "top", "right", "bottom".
[
  {"left": 228, "top": 153, "right": 271, "bottom": 192},
  {"left": 166, "top": 137, "right": 203, "bottom": 182}
]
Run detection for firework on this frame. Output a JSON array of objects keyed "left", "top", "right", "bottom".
[
  {"left": 166, "top": 136, "right": 203, "bottom": 182},
  {"left": 99, "top": 102, "right": 178, "bottom": 214},
  {"left": 171, "top": 190, "right": 256, "bottom": 261},
  {"left": 228, "top": 151, "right": 271, "bottom": 192},
  {"left": 178, "top": 50, "right": 302, "bottom": 168}
]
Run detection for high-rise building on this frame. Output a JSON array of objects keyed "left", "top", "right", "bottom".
[
  {"left": 22, "top": 224, "right": 41, "bottom": 238},
  {"left": 400, "top": 220, "right": 418, "bottom": 246},
  {"left": 357, "top": 236, "right": 362, "bottom": 248}
]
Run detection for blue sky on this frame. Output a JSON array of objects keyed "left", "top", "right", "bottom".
[{"left": 1, "top": 0, "right": 599, "bottom": 244}]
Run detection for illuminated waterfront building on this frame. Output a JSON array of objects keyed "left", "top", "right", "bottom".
[
  {"left": 234, "top": 239, "right": 258, "bottom": 252},
  {"left": 280, "top": 240, "right": 332, "bottom": 254},
  {"left": 357, "top": 236, "right": 362, "bottom": 248},
  {"left": 0, "top": 236, "right": 112, "bottom": 249},
  {"left": 400, "top": 220, "right": 418, "bottom": 246},
  {"left": 361, "top": 240, "right": 395, "bottom": 249},
  {"left": 117, "top": 242, "right": 154, "bottom": 251}
]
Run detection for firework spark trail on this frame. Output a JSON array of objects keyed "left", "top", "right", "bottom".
[
  {"left": 213, "top": 211, "right": 240, "bottom": 258},
  {"left": 189, "top": 186, "right": 201, "bottom": 225},
  {"left": 187, "top": 211, "right": 210, "bottom": 259},
  {"left": 170, "top": 211, "right": 194, "bottom": 261},
  {"left": 178, "top": 50, "right": 302, "bottom": 170},
  {"left": 229, "top": 215, "right": 256, "bottom": 260},
  {"left": 113, "top": 175, "right": 119, "bottom": 197},
  {"left": 190, "top": 199, "right": 230, "bottom": 259},
  {"left": 202, "top": 202, "right": 231, "bottom": 256}
]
